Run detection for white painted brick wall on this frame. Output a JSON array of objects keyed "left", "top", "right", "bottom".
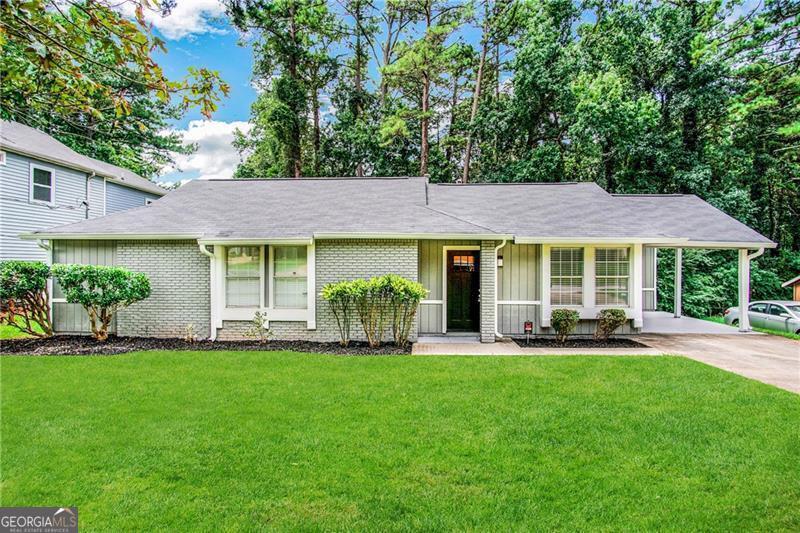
[{"left": 116, "top": 241, "right": 211, "bottom": 338}]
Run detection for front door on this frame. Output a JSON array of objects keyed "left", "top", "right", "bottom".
[{"left": 447, "top": 250, "right": 480, "bottom": 331}]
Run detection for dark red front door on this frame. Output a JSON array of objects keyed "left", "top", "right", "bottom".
[{"left": 447, "top": 250, "right": 479, "bottom": 331}]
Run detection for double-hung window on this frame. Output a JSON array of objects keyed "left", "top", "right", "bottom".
[
  {"left": 30, "top": 165, "right": 54, "bottom": 205},
  {"left": 226, "top": 246, "right": 261, "bottom": 307},
  {"left": 551, "top": 248, "right": 584, "bottom": 305},
  {"left": 274, "top": 246, "right": 307, "bottom": 309},
  {"left": 595, "top": 248, "right": 630, "bottom": 305}
]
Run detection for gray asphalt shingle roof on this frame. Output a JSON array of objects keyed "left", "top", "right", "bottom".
[
  {"left": 27, "top": 176, "right": 774, "bottom": 246},
  {"left": 0, "top": 120, "right": 166, "bottom": 196}
]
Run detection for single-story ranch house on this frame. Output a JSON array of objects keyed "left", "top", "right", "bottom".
[{"left": 23, "top": 177, "right": 775, "bottom": 342}]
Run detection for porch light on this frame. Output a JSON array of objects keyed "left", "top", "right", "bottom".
[{"left": 497, "top": 255, "right": 504, "bottom": 268}]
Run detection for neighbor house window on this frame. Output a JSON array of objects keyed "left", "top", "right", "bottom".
[
  {"left": 595, "top": 248, "right": 630, "bottom": 305},
  {"left": 226, "top": 246, "right": 261, "bottom": 307},
  {"left": 274, "top": 246, "right": 307, "bottom": 308},
  {"left": 30, "top": 165, "right": 54, "bottom": 204},
  {"left": 551, "top": 247, "right": 583, "bottom": 305}
]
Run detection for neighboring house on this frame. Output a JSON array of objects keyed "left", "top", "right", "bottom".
[
  {"left": 23, "top": 177, "right": 775, "bottom": 341},
  {"left": 782, "top": 275, "right": 800, "bottom": 301},
  {"left": 0, "top": 120, "right": 166, "bottom": 261}
]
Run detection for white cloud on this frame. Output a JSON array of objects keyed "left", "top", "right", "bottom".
[
  {"left": 123, "top": 0, "right": 228, "bottom": 40},
  {"left": 162, "top": 120, "right": 252, "bottom": 181}
]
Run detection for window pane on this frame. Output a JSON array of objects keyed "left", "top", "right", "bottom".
[
  {"left": 33, "top": 168, "right": 52, "bottom": 186},
  {"left": 32, "top": 184, "right": 52, "bottom": 202},
  {"left": 226, "top": 246, "right": 260, "bottom": 307},
  {"left": 226, "top": 278, "right": 260, "bottom": 307},
  {"left": 274, "top": 246, "right": 307, "bottom": 277},
  {"left": 551, "top": 248, "right": 583, "bottom": 306},
  {"left": 275, "top": 278, "right": 307, "bottom": 308},
  {"left": 226, "top": 246, "right": 260, "bottom": 277},
  {"left": 595, "top": 247, "right": 629, "bottom": 306}
]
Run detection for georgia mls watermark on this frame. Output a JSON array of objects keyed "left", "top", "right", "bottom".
[{"left": 0, "top": 507, "right": 77, "bottom": 533}]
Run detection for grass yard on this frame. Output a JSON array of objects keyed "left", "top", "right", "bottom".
[
  {"left": 704, "top": 315, "right": 800, "bottom": 340},
  {"left": 0, "top": 316, "right": 44, "bottom": 340},
  {"left": 2, "top": 352, "right": 798, "bottom": 530}
]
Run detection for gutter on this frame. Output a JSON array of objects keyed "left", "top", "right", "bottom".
[{"left": 20, "top": 232, "right": 202, "bottom": 240}]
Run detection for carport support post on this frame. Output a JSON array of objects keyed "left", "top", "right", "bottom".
[
  {"left": 674, "top": 248, "right": 682, "bottom": 318},
  {"left": 738, "top": 248, "right": 751, "bottom": 332}
]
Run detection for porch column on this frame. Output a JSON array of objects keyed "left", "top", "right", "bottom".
[
  {"left": 738, "top": 248, "right": 751, "bottom": 332},
  {"left": 674, "top": 248, "right": 682, "bottom": 318},
  {"left": 479, "top": 241, "right": 497, "bottom": 343}
]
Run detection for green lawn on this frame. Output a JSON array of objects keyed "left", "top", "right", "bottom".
[
  {"left": 2, "top": 352, "right": 798, "bottom": 530},
  {"left": 704, "top": 315, "right": 800, "bottom": 340},
  {"left": 0, "top": 316, "right": 44, "bottom": 340}
]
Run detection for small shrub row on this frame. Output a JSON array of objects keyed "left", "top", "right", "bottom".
[
  {"left": 322, "top": 274, "right": 427, "bottom": 348},
  {"left": 550, "top": 308, "right": 628, "bottom": 343}
]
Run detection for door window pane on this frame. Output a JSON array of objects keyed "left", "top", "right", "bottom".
[
  {"left": 226, "top": 246, "right": 260, "bottom": 307},
  {"left": 551, "top": 248, "right": 583, "bottom": 305},
  {"left": 768, "top": 305, "right": 787, "bottom": 316},
  {"left": 749, "top": 303, "right": 767, "bottom": 313},
  {"left": 274, "top": 246, "right": 307, "bottom": 308}
]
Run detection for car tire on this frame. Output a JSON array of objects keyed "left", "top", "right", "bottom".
[{"left": 731, "top": 319, "right": 739, "bottom": 327}]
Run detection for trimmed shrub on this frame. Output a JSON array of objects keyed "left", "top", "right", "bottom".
[
  {"left": 352, "top": 277, "right": 390, "bottom": 348},
  {"left": 385, "top": 274, "right": 427, "bottom": 347},
  {"left": 0, "top": 260, "right": 53, "bottom": 337},
  {"left": 594, "top": 309, "right": 628, "bottom": 340},
  {"left": 551, "top": 309, "right": 580, "bottom": 343},
  {"left": 51, "top": 264, "right": 150, "bottom": 341},
  {"left": 321, "top": 280, "right": 358, "bottom": 346},
  {"left": 244, "top": 311, "right": 272, "bottom": 344}
]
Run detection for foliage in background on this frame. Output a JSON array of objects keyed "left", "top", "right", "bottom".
[
  {"left": 594, "top": 309, "right": 627, "bottom": 340},
  {"left": 0, "top": 0, "right": 229, "bottom": 178},
  {"left": 227, "top": 0, "right": 798, "bottom": 315},
  {"left": 52, "top": 264, "right": 150, "bottom": 341},
  {"left": 551, "top": 308, "right": 579, "bottom": 343},
  {"left": 0, "top": 261, "right": 53, "bottom": 338}
]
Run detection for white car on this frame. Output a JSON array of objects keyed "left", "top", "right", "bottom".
[{"left": 723, "top": 301, "right": 800, "bottom": 334}]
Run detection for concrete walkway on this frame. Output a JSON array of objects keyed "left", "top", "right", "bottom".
[
  {"left": 412, "top": 339, "right": 663, "bottom": 356},
  {"left": 641, "top": 311, "right": 742, "bottom": 334},
  {"left": 639, "top": 334, "right": 800, "bottom": 393}
]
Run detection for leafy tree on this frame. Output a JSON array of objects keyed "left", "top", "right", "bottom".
[
  {"left": 0, "top": 1, "right": 229, "bottom": 179},
  {"left": 52, "top": 264, "right": 151, "bottom": 341},
  {"left": 0, "top": 261, "right": 53, "bottom": 338}
]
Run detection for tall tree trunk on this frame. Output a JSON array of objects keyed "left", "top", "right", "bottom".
[
  {"left": 420, "top": 73, "right": 430, "bottom": 176},
  {"left": 313, "top": 86, "right": 321, "bottom": 176},
  {"left": 288, "top": 7, "right": 302, "bottom": 177},
  {"left": 445, "top": 73, "right": 459, "bottom": 164},
  {"left": 462, "top": 13, "right": 490, "bottom": 183},
  {"left": 354, "top": 4, "right": 365, "bottom": 177}
]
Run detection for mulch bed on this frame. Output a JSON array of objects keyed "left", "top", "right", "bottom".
[
  {"left": 0, "top": 335, "right": 411, "bottom": 356},
  {"left": 513, "top": 337, "right": 647, "bottom": 349}
]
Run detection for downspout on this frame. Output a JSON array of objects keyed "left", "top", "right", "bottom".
[
  {"left": 748, "top": 247, "right": 765, "bottom": 261},
  {"left": 494, "top": 239, "right": 508, "bottom": 339},
  {"left": 85, "top": 172, "right": 95, "bottom": 219},
  {"left": 198, "top": 243, "right": 217, "bottom": 340},
  {"left": 36, "top": 239, "right": 50, "bottom": 251}
]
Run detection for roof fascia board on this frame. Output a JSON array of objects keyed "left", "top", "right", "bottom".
[
  {"left": 313, "top": 232, "right": 513, "bottom": 240},
  {"left": 781, "top": 274, "right": 800, "bottom": 288},
  {"left": 198, "top": 238, "right": 314, "bottom": 245},
  {"left": 513, "top": 237, "right": 689, "bottom": 245},
  {"left": 1, "top": 146, "right": 165, "bottom": 196},
  {"left": 652, "top": 241, "right": 777, "bottom": 249},
  {"left": 20, "top": 233, "right": 201, "bottom": 240}
]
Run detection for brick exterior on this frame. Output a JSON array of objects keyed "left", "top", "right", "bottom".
[
  {"left": 116, "top": 241, "right": 211, "bottom": 338},
  {"left": 215, "top": 239, "right": 419, "bottom": 342},
  {"left": 480, "top": 240, "right": 498, "bottom": 342}
]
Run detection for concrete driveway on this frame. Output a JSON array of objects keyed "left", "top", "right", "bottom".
[{"left": 639, "top": 333, "right": 800, "bottom": 393}]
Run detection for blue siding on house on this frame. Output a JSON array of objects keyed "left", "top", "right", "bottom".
[
  {"left": 0, "top": 151, "right": 163, "bottom": 261},
  {"left": 0, "top": 152, "right": 89, "bottom": 261},
  {"left": 106, "top": 181, "right": 159, "bottom": 213}
]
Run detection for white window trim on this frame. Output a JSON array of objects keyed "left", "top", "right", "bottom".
[
  {"left": 0, "top": 150, "right": 6, "bottom": 165},
  {"left": 542, "top": 243, "right": 643, "bottom": 328},
  {"left": 216, "top": 243, "right": 315, "bottom": 329},
  {"left": 29, "top": 163, "right": 56, "bottom": 206}
]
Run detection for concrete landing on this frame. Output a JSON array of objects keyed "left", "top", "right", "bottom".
[{"left": 641, "top": 311, "right": 747, "bottom": 334}]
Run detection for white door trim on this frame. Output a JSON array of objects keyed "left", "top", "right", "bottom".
[{"left": 442, "top": 245, "right": 480, "bottom": 334}]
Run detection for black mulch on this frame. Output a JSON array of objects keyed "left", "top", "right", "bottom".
[
  {"left": 0, "top": 335, "right": 411, "bottom": 356},
  {"left": 513, "top": 337, "right": 647, "bottom": 348}
]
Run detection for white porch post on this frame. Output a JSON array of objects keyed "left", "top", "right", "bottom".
[
  {"left": 738, "top": 248, "right": 751, "bottom": 332},
  {"left": 674, "top": 248, "right": 682, "bottom": 318}
]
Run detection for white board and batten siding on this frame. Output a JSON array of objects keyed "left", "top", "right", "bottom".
[
  {"left": 643, "top": 246, "right": 657, "bottom": 311},
  {"left": 51, "top": 240, "right": 117, "bottom": 334},
  {"left": 497, "top": 243, "right": 541, "bottom": 335}
]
